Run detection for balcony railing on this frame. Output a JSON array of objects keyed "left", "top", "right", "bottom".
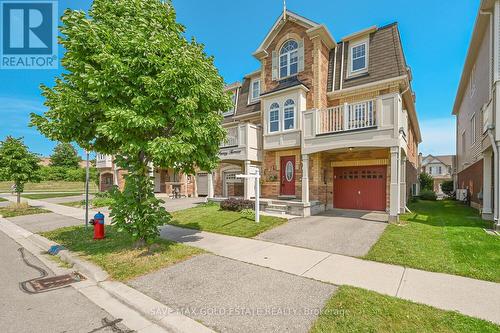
[
  {"left": 220, "top": 126, "right": 239, "bottom": 148},
  {"left": 318, "top": 100, "right": 376, "bottom": 135}
]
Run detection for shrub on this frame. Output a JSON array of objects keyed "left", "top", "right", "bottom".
[
  {"left": 441, "top": 180, "right": 454, "bottom": 196},
  {"left": 419, "top": 172, "right": 434, "bottom": 191},
  {"left": 220, "top": 198, "right": 254, "bottom": 212},
  {"left": 419, "top": 190, "right": 437, "bottom": 201}
]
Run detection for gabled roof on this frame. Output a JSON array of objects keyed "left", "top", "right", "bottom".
[
  {"left": 253, "top": 10, "right": 336, "bottom": 58},
  {"left": 422, "top": 154, "right": 455, "bottom": 167}
]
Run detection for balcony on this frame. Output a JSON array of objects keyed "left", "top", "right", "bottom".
[
  {"left": 302, "top": 95, "right": 402, "bottom": 154},
  {"left": 219, "top": 123, "right": 262, "bottom": 162},
  {"left": 96, "top": 154, "right": 113, "bottom": 168},
  {"left": 317, "top": 100, "right": 376, "bottom": 135}
]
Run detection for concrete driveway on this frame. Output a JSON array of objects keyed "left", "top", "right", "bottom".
[
  {"left": 256, "top": 209, "right": 388, "bottom": 257},
  {"left": 129, "top": 254, "right": 336, "bottom": 333},
  {"left": 157, "top": 196, "right": 206, "bottom": 212},
  {"left": 7, "top": 213, "right": 84, "bottom": 233}
]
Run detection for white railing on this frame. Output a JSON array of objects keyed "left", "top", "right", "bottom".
[
  {"left": 318, "top": 100, "right": 376, "bottom": 135},
  {"left": 96, "top": 154, "right": 113, "bottom": 168},
  {"left": 220, "top": 126, "right": 239, "bottom": 148}
]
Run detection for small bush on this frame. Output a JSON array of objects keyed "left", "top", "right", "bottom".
[
  {"left": 220, "top": 198, "right": 254, "bottom": 212},
  {"left": 419, "top": 190, "right": 437, "bottom": 201}
]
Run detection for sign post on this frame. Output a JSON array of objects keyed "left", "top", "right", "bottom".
[
  {"left": 84, "top": 150, "right": 90, "bottom": 229},
  {"left": 236, "top": 169, "right": 260, "bottom": 223}
]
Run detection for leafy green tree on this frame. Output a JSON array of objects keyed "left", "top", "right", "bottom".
[
  {"left": 31, "top": 0, "right": 230, "bottom": 245},
  {"left": 0, "top": 137, "right": 40, "bottom": 203},
  {"left": 419, "top": 172, "right": 434, "bottom": 191},
  {"left": 50, "top": 142, "right": 80, "bottom": 168},
  {"left": 441, "top": 180, "right": 454, "bottom": 196}
]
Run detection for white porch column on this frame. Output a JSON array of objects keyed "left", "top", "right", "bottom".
[
  {"left": 389, "top": 147, "right": 400, "bottom": 223},
  {"left": 244, "top": 160, "right": 251, "bottom": 200},
  {"left": 482, "top": 150, "right": 493, "bottom": 219},
  {"left": 302, "top": 154, "right": 310, "bottom": 204},
  {"left": 207, "top": 172, "right": 214, "bottom": 199},
  {"left": 400, "top": 155, "right": 407, "bottom": 213}
]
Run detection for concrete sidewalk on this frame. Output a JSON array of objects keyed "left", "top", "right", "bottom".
[
  {"left": 5, "top": 194, "right": 500, "bottom": 325},
  {"left": 159, "top": 225, "right": 500, "bottom": 325}
]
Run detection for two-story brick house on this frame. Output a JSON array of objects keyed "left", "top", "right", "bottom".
[
  {"left": 453, "top": 0, "right": 500, "bottom": 229},
  {"left": 204, "top": 10, "right": 421, "bottom": 221},
  {"left": 420, "top": 154, "right": 456, "bottom": 196}
]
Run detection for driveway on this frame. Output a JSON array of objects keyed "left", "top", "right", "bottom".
[
  {"left": 7, "top": 213, "right": 84, "bottom": 233},
  {"left": 256, "top": 209, "right": 388, "bottom": 257},
  {"left": 129, "top": 254, "right": 336, "bottom": 333},
  {"left": 158, "top": 196, "right": 206, "bottom": 212}
]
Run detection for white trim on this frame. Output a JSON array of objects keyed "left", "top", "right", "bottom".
[
  {"left": 261, "top": 84, "right": 309, "bottom": 99},
  {"left": 471, "top": 113, "right": 477, "bottom": 145},
  {"left": 332, "top": 46, "right": 337, "bottom": 92},
  {"left": 269, "top": 102, "right": 280, "bottom": 133},
  {"left": 283, "top": 98, "right": 296, "bottom": 131},
  {"left": 279, "top": 39, "right": 299, "bottom": 79},
  {"left": 342, "top": 25, "right": 377, "bottom": 42},
  {"left": 347, "top": 38, "right": 369, "bottom": 77},
  {"left": 340, "top": 43, "right": 345, "bottom": 90},
  {"left": 328, "top": 75, "right": 408, "bottom": 97}
]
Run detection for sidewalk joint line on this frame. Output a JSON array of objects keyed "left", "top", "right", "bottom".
[
  {"left": 395, "top": 267, "right": 407, "bottom": 297},
  {"left": 300, "top": 253, "right": 332, "bottom": 276}
]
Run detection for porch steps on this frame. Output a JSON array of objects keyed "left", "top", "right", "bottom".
[{"left": 265, "top": 203, "right": 288, "bottom": 215}]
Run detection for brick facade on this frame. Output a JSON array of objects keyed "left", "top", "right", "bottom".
[{"left": 457, "top": 159, "right": 483, "bottom": 207}]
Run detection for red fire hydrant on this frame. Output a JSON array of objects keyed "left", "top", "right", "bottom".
[{"left": 90, "top": 212, "right": 105, "bottom": 240}]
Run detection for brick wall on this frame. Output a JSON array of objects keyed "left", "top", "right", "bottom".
[
  {"left": 406, "top": 159, "right": 418, "bottom": 200},
  {"left": 457, "top": 159, "right": 483, "bottom": 207}
]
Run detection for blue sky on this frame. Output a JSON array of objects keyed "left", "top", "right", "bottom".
[{"left": 0, "top": 0, "right": 478, "bottom": 157}]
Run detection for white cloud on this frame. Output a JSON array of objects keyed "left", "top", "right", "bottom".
[{"left": 419, "top": 117, "right": 456, "bottom": 155}]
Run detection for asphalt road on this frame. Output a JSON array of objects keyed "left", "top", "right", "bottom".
[{"left": 0, "top": 230, "right": 129, "bottom": 333}]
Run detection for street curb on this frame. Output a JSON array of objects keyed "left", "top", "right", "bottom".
[{"left": 0, "top": 216, "right": 215, "bottom": 333}]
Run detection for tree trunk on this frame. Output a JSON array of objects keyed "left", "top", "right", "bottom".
[{"left": 16, "top": 191, "right": 21, "bottom": 204}]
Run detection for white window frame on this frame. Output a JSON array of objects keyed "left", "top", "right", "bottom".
[
  {"left": 470, "top": 64, "right": 476, "bottom": 98},
  {"left": 249, "top": 78, "right": 260, "bottom": 103},
  {"left": 471, "top": 113, "right": 477, "bottom": 145},
  {"left": 269, "top": 103, "right": 280, "bottom": 133},
  {"left": 279, "top": 40, "right": 299, "bottom": 79},
  {"left": 283, "top": 99, "right": 295, "bottom": 131},
  {"left": 348, "top": 38, "right": 369, "bottom": 77}
]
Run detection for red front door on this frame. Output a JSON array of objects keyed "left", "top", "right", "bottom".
[
  {"left": 280, "top": 156, "right": 296, "bottom": 196},
  {"left": 333, "top": 166, "right": 386, "bottom": 211}
]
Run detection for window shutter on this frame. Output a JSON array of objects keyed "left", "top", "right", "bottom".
[
  {"left": 298, "top": 39, "right": 305, "bottom": 72},
  {"left": 272, "top": 51, "right": 278, "bottom": 80}
]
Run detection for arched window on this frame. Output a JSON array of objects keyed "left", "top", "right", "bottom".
[
  {"left": 279, "top": 40, "right": 299, "bottom": 78},
  {"left": 269, "top": 102, "right": 280, "bottom": 133},
  {"left": 283, "top": 99, "right": 295, "bottom": 130}
]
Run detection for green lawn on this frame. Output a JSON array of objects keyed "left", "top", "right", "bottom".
[
  {"left": 22, "top": 192, "right": 84, "bottom": 200},
  {"left": 61, "top": 197, "right": 114, "bottom": 209},
  {"left": 365, "top": 200, "right": 500, "bottom": 282},
  {"left": 311, "top": 286, "right": 499, "bottom": 333},
  {"left": 41, "top": 225, "right": 204, "bottom": 281},
  {"left": 0, "top": 204, "right": 50, "bottom": 218},
  {"left": 0, "top": 181, "right": 97, "bottom": 193},
  {"left": 170, "top": 203, "right": 287, "bottom": 237}
]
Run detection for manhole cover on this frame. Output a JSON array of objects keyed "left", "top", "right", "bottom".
[{"left": 29, "top": 272, "right": 85, "bottom": 292}]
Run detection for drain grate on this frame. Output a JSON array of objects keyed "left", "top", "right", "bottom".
[{"left": 29, "top": 272, "right": 85, "bottom": 292}]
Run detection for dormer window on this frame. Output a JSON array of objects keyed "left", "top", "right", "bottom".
[
  {"left": 279, "top": 40, "right": 299, "bottom": 78},
  {"left": 348, "top": 38, "right": 369, "bottom": 76},
  {"left": 249, "top": 78, "right": 260, "bottom": 103},
  {"left": 223, "top": 90, "right": 238, "bottom": 117}
]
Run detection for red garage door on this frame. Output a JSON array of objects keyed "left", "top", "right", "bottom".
[{"left": 334, "top": 166, "right": 386, "bottom": 211}]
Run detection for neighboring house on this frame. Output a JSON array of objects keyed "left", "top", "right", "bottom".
[
  {"left": 96, "top": 10, "right": 421, "bottom": 222},
  {"left": 452, "top": 0, "right": 500, "bottom": 228},
  {"left": 420, "top": 154, "right": 456, "bottom": 195},
  {"left": 96, "top": 154, "right": 196, "bottom": 197}
]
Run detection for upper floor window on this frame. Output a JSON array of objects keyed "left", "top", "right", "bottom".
[
  {"left": 349, "top": 39, "right": 368, "bottom": 75},
  {"left": 470, "top": 64, "right": 476, "bottom": 98},
  {"left": 279, "top": 40, "right": 299, "bottom": 78},
  {"left": 223, "top": 90, "right": 237, "bottom": 117},
  {"left": 269, "top": 103, "right": 280, "bottom": 132},
  {"left": 471, "top": 114, "right": 477, "bottom": 145},
  {"left": 250, "top": 78, "right": 260, "bottom": 103},
  {"left": 283, "top": 99, "right": 295, "bottom": 130},
  {"left": 438, "top": 166, "right": 442, "bottom": 174}
]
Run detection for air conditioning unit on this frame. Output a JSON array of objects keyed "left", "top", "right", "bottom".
[{"left": 456, "top": 189, "right": 467, "bottom": 201}]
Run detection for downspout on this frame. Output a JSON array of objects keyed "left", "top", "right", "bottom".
[
  {"left": 340, "top": 43, "right": 345, "bottom": 90},
  {"left": 487, "top": 127, "right": 499, "bottom": 223},
  {"left": 332, "top": 46, "right": 337, "bottom": 92}
]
